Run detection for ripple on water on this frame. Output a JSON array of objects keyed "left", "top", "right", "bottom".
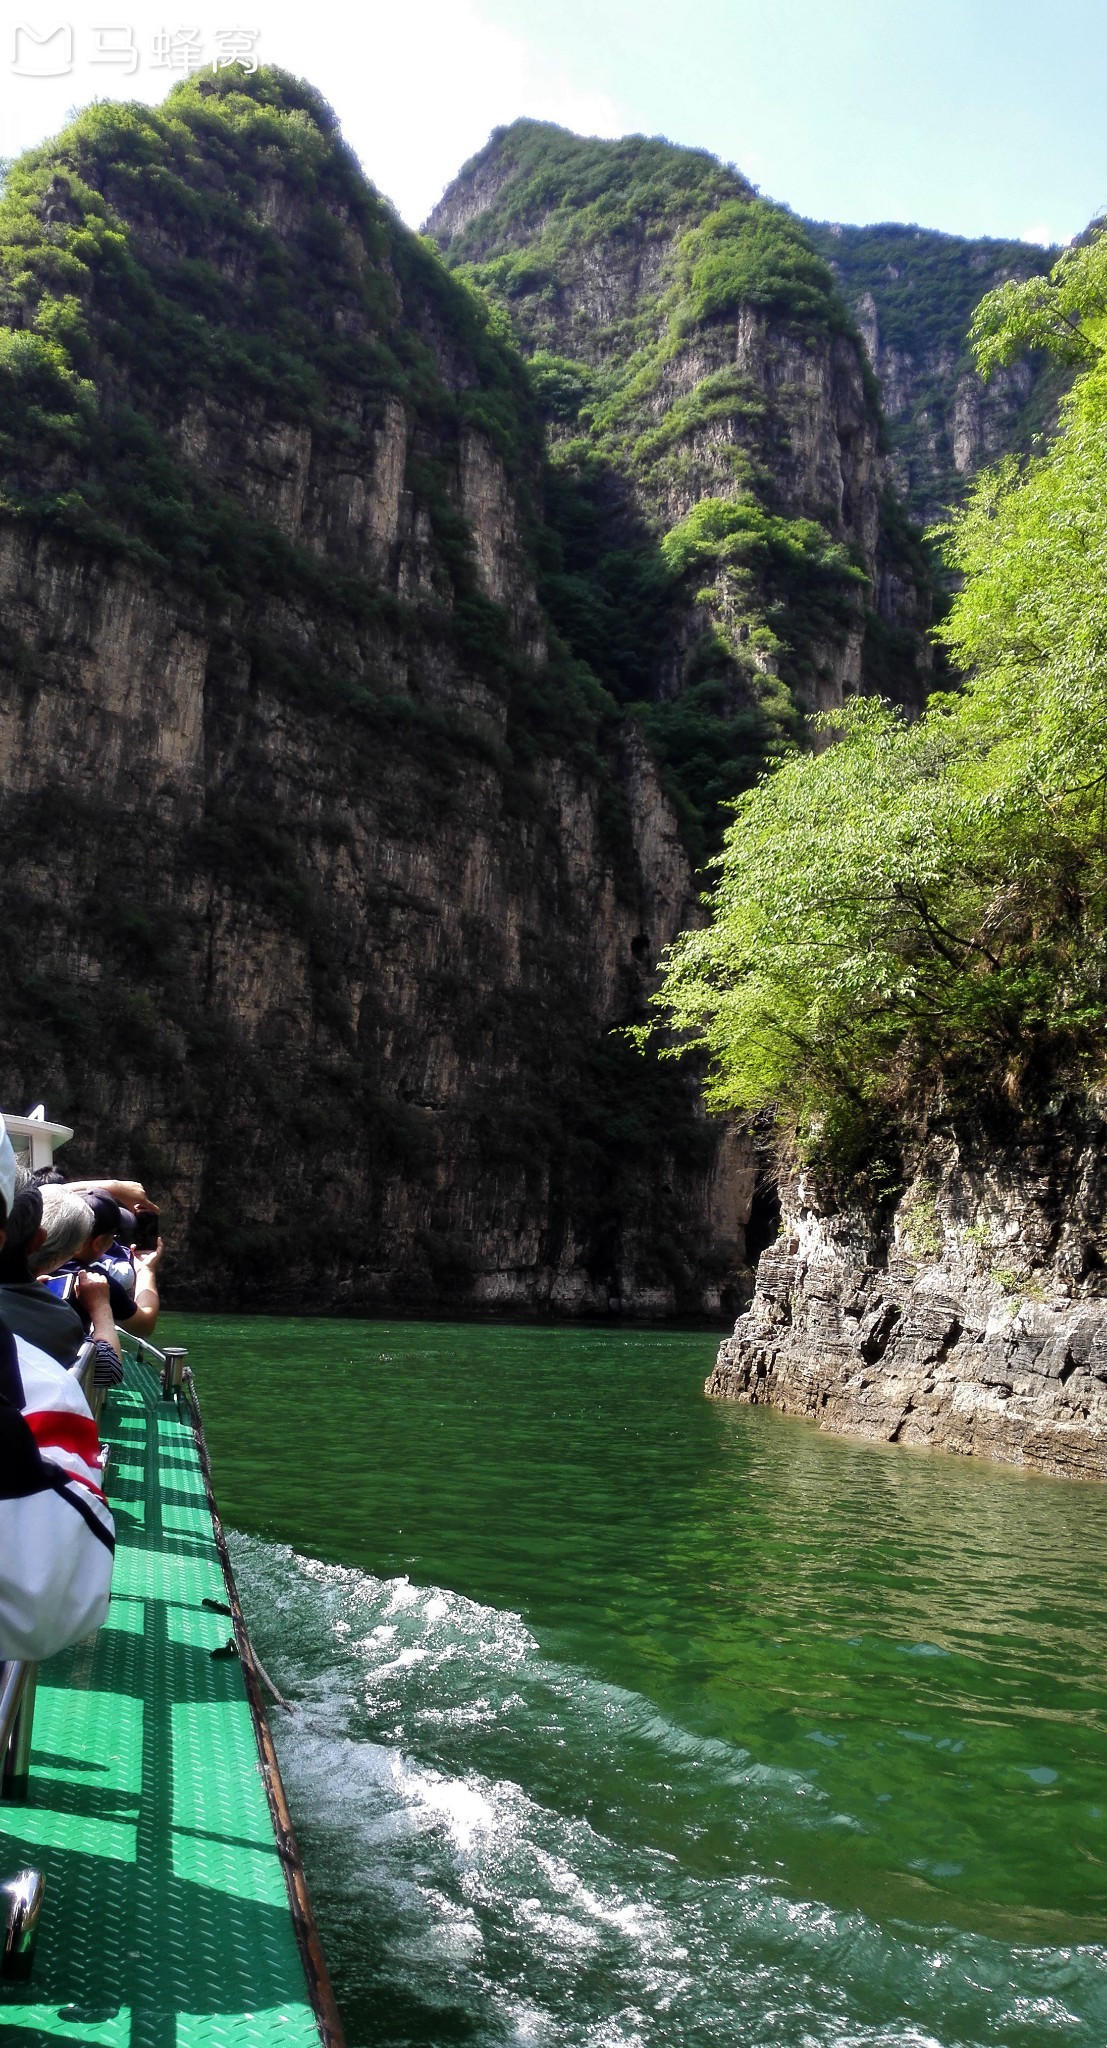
[{"left": 231, "top": 1535, "right": 1107, "bottom": 2048}]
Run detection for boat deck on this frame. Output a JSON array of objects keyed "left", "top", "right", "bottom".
[{"left": 0, "top": 1354, "right": 331, "bottom": 2046}]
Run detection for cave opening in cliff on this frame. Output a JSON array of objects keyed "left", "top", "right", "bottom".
[{"left": 745, "top": 1180, "right": 783, "bottom": 1266}]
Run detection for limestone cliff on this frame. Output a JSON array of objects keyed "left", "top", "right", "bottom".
[
  {"left": 430, "top": 123, "right": 933, "bottom": 857},
  {"left": 709, "top": 1107, "right": 1107, "bottom": 1479},
  {"left": 0, "top": 73, "right": 754, "bottom": 1314},
  {"left": 807, "top": 223, "right": 1062, "bottom": 525}
]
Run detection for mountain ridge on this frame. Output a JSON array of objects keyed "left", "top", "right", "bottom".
[
  {"left": 0, "top": 81, "right": 1068, "bottom": 1317},
  {"left": 429, "top": 118, "right": 935, "bottom": 858},
  {"left": 428, "top": 118, "right": 1063, "bottom": 532}
]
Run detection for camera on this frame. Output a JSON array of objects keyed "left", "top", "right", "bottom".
[
  {"left": 133, "top": 1210, "right": 160, "bottom": 1253},
  {"left": 118, "top": 1206, "right": 160, "bottom": 1252}
]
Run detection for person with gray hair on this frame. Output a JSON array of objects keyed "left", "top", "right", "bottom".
[
  {"left": 0, "top": 1180, "right": 122, "bottom": 1378},
  {"left": 32, "top": 1187, "right": 96, "bottom": 1275}
]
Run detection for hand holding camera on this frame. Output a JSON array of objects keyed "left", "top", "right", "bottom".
[{"left": 74, "top": 1269, "right": 111, "bottom": 1318}]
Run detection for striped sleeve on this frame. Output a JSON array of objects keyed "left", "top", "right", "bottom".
[{"left": 0, "top": 1326, "right": 114, "bottom": 1661}]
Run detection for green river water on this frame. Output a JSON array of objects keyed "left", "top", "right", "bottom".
[{"left": 161, "top": 1314, "right": 1107, "bottom": 2046}]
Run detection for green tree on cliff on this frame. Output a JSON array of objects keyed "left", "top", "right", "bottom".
[{"left": 647, "top": 227, "right": 1107, "bottom": 1162}]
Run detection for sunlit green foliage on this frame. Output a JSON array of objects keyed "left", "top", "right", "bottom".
[
  {"left": 649, "top": 226, "right": 1107, "bottom": 1164},
  {"left": 659, "top": 498, "right": 864, "bottom": 645},
  {"left": 629, "top": 366, "right": 766, "bottom": 472},
  {"left": 675, "top": 201, "right": 849, "bottom": 336},
  {"left": 969, "top": 225, "right": 1107, "bottom": 373}
]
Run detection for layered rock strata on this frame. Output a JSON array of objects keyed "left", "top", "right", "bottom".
[{"left": 709, "top": 1116, "right": 1107, "bottom": 1479}]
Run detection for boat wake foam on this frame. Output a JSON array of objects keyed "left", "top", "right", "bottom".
[{"left": 230, "top": 1534, "right": 1107, "bottom": 2047}]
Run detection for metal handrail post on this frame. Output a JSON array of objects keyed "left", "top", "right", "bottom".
[
  {"left": 160, "top": 1346, "right": 187, "bottom": 1399},
  {"left": 1, "top": 1667, "right": 37, "bottom": 1802},
  {"left": 67, "top": 1339, "right": 103, "bottom": 1424},
  {"left": 1, "top": 1868, "right": 44, "bottom": 1980},
  {"left": 0, "top": 1663, "right": 27, "bottom": 1755},
  {"left": 0, "top": 1662, "right": 36, "bottom": 1803}
]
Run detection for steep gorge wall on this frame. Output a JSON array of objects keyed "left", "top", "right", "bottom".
[
  {"left": 807, "top": 222, "right": 1061, "bottom": 526},
  {"left": 0, "top": 74, "right": 754, "bottom": 1314},
  {"left": 430, "top": 125, "right": 934, "bottom": 853},
  {"left": 6, "top": 94, "right": 1003, "bottom": 1322},
  {"left": 15, "top": 544, "right": 756, "bottom": 1314}
]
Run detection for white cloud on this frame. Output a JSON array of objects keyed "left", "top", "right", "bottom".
[
  {"left": 1019, "top": 220, "right": 1060, "bottom": 248},
  {"left": 0, "top": 2, "right": 631, "bottom": 223}
]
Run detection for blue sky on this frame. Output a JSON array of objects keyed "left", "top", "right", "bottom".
[
  {"left": 474, "top": 0, "right": 1107, "bottom": 244},
  {"left": 2, "top": 0, "right": 1103, "bottom": 244}
]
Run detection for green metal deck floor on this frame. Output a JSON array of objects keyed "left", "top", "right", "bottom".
[{"left": 0, "top": 1358, "right": 324, "bottom": 2046}]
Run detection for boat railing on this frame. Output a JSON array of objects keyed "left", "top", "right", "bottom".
[
  {"left": 0, "top": 1659, "right": 36, "bottom": 1805},
  {"left": 0, "top": 1660, "right": 42, "bottom": 1977},
  {"left": 2, "top": 1325, "right": 188, "bottom": 1979},
  {"left": 119, "top": 1328, "right": 188, "bottom": 1398},
  {"left": 72, "top": 1329, "right": 189, "bottom": 1405}
]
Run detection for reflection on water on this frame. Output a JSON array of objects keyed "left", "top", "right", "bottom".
[{"left": 163, "top": 1315, "right": 1107, "bottom": 2046}]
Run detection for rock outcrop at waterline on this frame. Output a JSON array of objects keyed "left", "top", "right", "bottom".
[{"left": 709, "top": 1110, "right": 1107, "bottom": 1478}]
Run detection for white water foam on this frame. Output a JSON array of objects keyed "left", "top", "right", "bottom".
[{"left": 230, "top": 1534, "right": 1107, "bottom": 2048}]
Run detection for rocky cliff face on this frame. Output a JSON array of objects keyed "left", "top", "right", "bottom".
[
  {"left": 430, "top": 124, "right": 933, "bottom": 855},
  {"left": 0, "top": 73, "right": 756, "bottom": 1314},
  {"left": 807, "top": 223, "right": 1061, "bottom": 526},
  {"left": 709, "top": 1107, "right": 1107, "bottom": 1479}
]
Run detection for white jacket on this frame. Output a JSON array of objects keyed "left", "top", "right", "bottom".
[{"left": 0, "top": 1322, "right": 114, "bottom": 1661}]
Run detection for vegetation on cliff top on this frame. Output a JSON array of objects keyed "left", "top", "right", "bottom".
[
  {"left": 441, "top": 122, "right": 855, "bottom": 364},
  {"left": 0, "top": 72, "right": 530, "bottom": 593},
  {"left": 650, "top": 226, "right": 1107, "bottom": 1171},
  {"left": 0, "top": 71, "right": 659, "bottom": 830},
  {"left": 434, "top": 120, "right": 930, "bottom": 860}
]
